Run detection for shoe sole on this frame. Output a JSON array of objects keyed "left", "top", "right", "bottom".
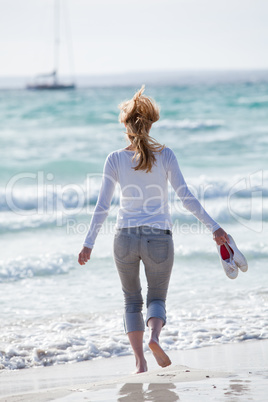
[{"left": 228, "top": 234, "right": 248, "bottom": 272}]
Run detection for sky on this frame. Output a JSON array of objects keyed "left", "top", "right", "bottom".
[{"left": 0, "top": 0, "right": 267, "bottom": 76}]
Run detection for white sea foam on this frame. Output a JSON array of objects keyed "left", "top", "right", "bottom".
[
  {"left": 0, "top": 211, "right": 60, "bottom": 232},
  {"left": 0, "top": 290, "right": 267, "bottom": 370},
  {"left": 0, "top": 176, "right": 113, "bottom": 213},
  {"left": 0, "top": 253, "right": 74, "bottom": 282}
]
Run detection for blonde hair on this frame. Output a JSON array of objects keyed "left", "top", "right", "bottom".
[{"left": 118, "top": 85, "right": 165, "bottom": 173}]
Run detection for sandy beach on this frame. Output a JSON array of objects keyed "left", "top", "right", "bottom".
[{"left": 0, "top": 340, "right": 267, "bottom": 401}]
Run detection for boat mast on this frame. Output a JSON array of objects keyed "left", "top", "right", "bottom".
[{"left": 54, "top": 0, "right": 60, "bottom": 85}]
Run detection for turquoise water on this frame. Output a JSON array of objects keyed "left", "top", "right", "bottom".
[{"left": 0, "top": 73, "right": 268, "bottom": 369}]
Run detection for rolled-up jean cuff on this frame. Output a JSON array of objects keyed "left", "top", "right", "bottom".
[
  {"left": 124, "top": 312, "right": 145, "bottom": 333},
  {"left": 146, "top": 300, "right": 166, "bottom": 327}
]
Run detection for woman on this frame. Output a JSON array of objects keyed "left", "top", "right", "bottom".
[{"left": 78, "top": 86, "right": 228, "bottom": 373}]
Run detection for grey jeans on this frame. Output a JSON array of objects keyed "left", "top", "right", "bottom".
[{"left": 113, "top": 226, "right": 174, "bottom": 333}]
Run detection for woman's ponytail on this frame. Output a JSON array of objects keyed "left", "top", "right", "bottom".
[{"left": 118, "top": 86, "right": 164, "bottom": 173}]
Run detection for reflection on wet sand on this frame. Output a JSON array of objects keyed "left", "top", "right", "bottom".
[
  {"left": 118, "top": 383, "right": 180, "bottom": 401},
  {"left": 224, "top": 378, "right": 251, "bottom": 399}
]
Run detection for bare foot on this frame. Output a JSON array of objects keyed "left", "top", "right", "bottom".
[
  {"left": 149, "top": 339, "right": 171, "bottom": 368},
  {"left": 135, "top": 358, "right": 148, "bottom": 374}
]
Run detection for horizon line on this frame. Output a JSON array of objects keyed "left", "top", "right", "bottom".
[{"left": 0, "top": 68, "right": 268, "bottom": 78}]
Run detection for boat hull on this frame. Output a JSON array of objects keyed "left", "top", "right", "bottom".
[{"left": 26, "top": 84, "right": 76, "bottom": 90}]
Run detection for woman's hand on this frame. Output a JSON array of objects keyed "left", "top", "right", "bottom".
[
  {"left": 78, "top": 246, "right": 92, "bottom": 265},
  {"left": 213, "top": 228, "right": 229, "bottom": 246}
]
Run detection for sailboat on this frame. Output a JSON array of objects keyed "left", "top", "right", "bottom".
[{"left": 27, "top": 0, "right": 75, "bottom": 90}]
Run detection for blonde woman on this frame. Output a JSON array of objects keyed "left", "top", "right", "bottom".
[{"left": 78, "top": 86, "right": 228, "bottom": 373}]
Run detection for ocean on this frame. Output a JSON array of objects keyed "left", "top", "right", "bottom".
[{"left": 0, "top": 71, "right": 267, "bottom": 370}]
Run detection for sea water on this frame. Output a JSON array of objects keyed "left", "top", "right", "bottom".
[{"left": 0, "top": 72, "right": 268, "bottom": 370}]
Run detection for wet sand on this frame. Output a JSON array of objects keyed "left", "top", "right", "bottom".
[{"left": 0, "top": 340, "right": 267, "bottom": 401}]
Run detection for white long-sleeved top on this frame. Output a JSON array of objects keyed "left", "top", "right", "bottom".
[{"left": 83, "top": 147, "right": 220, "bottom": 248}]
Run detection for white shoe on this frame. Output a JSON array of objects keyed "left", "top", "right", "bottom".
[
  {"left": 216, "top": 241, "right": 239, "bottom": 279},
  {"left": 227, "top": 234, "right": 248, "bottom": 272}
]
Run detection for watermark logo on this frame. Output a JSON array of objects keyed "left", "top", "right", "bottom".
[
  {"left": 228, "top": 170, "right": 263, "bottom": 232},
  {"left": 4, "top": 169, "right": 265, "bottom": 234}
]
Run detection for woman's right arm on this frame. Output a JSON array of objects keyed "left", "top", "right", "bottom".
[{"left": 78, "top": 155, "right": 117, "bottom": 265}]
